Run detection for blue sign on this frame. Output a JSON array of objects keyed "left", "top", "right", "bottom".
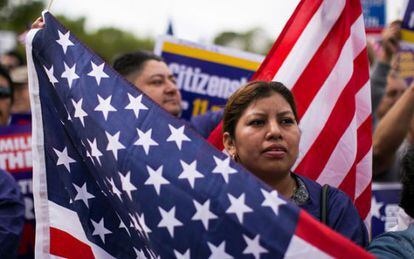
[
  {"left": 154, "top": 36, "right": 263, "bottom": 120},
  {"left": 362, "top": 0, "right": 386, "bottom": 32},
  {"left": 371, "top": 183, "right": 402, "bottom": 238}
]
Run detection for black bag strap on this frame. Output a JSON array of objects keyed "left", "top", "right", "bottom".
[{"left": 320, "top": 184, "right": 329, "bottom": 225}]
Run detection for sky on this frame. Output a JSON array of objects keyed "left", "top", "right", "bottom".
[{"left": 49, "top": 0, "right": 405, "bottom": 44}]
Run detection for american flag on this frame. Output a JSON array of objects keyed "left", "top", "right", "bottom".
[
  {"left": 27, "top": 11, "right": 372, "bottom": 258},
  {"left": 208, "top": 0, "right": 372, "bottom": 223}
]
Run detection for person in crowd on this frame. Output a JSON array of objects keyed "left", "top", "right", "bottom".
[
  {"left": 113, "top": 51, "right": 182, "bottom": 117},
  {"left": 367, "top": 147, "right": 414, "bottom": 257},
  {"left": 0, "top": 65, "right": 14, "bottom": 126},
  {"left": 373, "top": 79, "right": 414, "bottom": 181},
  {"left": 370, "top": 20, "right": 411, "bottom": 182},
  {"left": 371, "top": 20, "right": 401, "bottom": 119},
  {"left": 0, "top": 51, "right": 25, "bottom": 72},
  {"left": 222, "top": 81, "right": 368, "bottom": 246},
  {"left": 0, "top": 65, "right": 25, "bottom": 257},
  {"left": 10, "top": 66, "right": 31, "bottom": 114},
  {"left": 0, "top": 169, "right": 25, "bottom": 258},
  {"left": 113, "top": 50, "right": 224, "bottom": 137}
]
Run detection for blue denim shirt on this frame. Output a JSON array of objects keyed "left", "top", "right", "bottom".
[{"left": 368, "top": 224, "right": 414, "bottom": 258}]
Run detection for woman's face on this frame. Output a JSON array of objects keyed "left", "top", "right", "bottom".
[{"left": 224, "top": 92, "right": 300, "bottom": 183}]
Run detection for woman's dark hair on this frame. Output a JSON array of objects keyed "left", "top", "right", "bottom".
[
  {"left": 223, "top": 81, "right": 298, "bottom": 138},
  {"left": 112, "top": 51, "right": 163, "bottom": 78},
  {"left": 400, "top": 147, "right": 414, "bottom": 218}
]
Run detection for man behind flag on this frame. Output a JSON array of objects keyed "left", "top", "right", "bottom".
[
  {"left": 208, "top": 0, "right": 372, "bottom": 224},
  {"left": 27, "top": 10, "right": 372, "bottom": 259}
]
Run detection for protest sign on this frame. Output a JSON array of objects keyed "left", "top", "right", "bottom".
[
  {"left": 371, "top": 183, "right": 402, "bottom": 238},
  {"left": 361, "top": 0, "right": 386, "bottom": 35},
  {"left": 154, "top": 36, "right": 263, "bottom": 120},
  {"left": 0, "top": 123, "right": 34, "bottom": 258}
]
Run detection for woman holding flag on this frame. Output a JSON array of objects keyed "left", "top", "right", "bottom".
[{"left": 222, "top": 80, "right": 368, "bottom": 247}]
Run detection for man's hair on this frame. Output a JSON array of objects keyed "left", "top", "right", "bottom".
[
  {"left": 112, "top": 51, "right": 163, "bottom": 78},
  {"left": 400, "top": 147, "right": 414, "bottom": 218}
]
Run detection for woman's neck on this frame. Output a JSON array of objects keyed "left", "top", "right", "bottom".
[{"left": 267, "top": 172, "right": 297, "bottom": 198}]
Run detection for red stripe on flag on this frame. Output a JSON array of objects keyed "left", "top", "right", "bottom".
[
  {"left": 291, "top": 0, "right": 361, "bottom": 119},
  {"left": 354, "top": 117, "right": 373, "bottom": 219},
  {"left": 339, "top": 164, "right": 356, "bottom": 200},
  {"left": 50, "top": 227, "right": 94, "bottom": 259},
  {"left": 355, "top": 183, "right": 372, "bottom": 219},
  {"left": 340, "top": 115, "right": 372, "bottom": 202},
  {"left": 356, "top": 116, "right": 373, "bottom": 163},
  {"left": 252, "top": 0, "right": 323, "bottom": 81},
  {"left": 294, "top": 49, "right": 369, "bottom": 180},
  {"left": 207, "top": 121, "right": 224, "bottom": 150},
  {"left": 295, "top": 210, "right": 373, "bottom": 258}
]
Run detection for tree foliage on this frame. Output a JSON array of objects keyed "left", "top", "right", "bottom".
[
  {"left": 0, "top": 1, "right": 155, "bottom": 63},
  {"left": 213, "top": 27, "right": 273, "bottom": 55}
]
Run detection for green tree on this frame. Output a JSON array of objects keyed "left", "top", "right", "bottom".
[
  {"left": 214, "top": 27, "right": 273, "bottom": 55},
  {"left": 0, "top": 0, "right": 44, "bottom": 32}
]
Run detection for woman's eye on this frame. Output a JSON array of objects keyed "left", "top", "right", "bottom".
[
  {"left": 281, "top": 118, "right": 295, "bottom": 125},
  {"left": 249, "top": 120, "right": 264, "bottom": 126}
]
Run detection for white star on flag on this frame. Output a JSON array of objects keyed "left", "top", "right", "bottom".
[
  {"left": 157, "top": 206, "right": 183, "bottom": 237},
  {"left": 125, "top": 93, "right": 148, "bottom": 118},
  {"left": 212, "top": 156, "right": 237, "bottom": 183},
  {"left": 105, "top": 131, "right": 125, "bottom": 160},
  {"left": 43, "top": 65, "right": 58, "bottom": 86},
  {"left": 71, "top": 98, "right": 88, "bottom": 127},
  {"left": 144, "top": 165, "right": 169, "bottom": 195},
  {"left": 61, "top": 62, "right": 79, "bottom": 89},
  {"left": 87, "top": 138, "right": 103, "bottom": 166},
  {"left": 94, "top": 95, "right": 117, "bottom": 121},
  {"left": 167, "top": 124, "right": 190, "bottom": 150},
  {"left": 53, "top": 147, "right": 76, "bottom": 172},
  {"left": 371, "top": 196, "right": 384, "bottom": 219},
  {"left": 107, "top": 177, "right": 122, "bottom": 199},
  {"left": 178, "top": 160, "right": 204, "bottom": 188},
  {"left": 192, "top": 199, "right": 217, "bottom": 230},
  {"left": 174, "top": 249, "right": 190, "bottom": 259},
  {"left": 56, "top": 30, "right": 74, "bottom": 54},
  {"left": 134, "top": 128, "right": 158, "bottom": 155},
  {"left": 226, "top": 193, "right": 252, "bottom": 223},
  {"left": 243, "top": 235, "right": 268, "bottom": 259},
  {"left": 87, "top": 61, "right": 109, "bottom": 85},
  {"left": 119, "top": 171, "right": 137, "bottom": 200},
  {"left": 207, "top": 241, "right": 233, "bottom": 259},
  {"left": 261, "top": 189, "right": 285, "bottom": 216},
  {"left": 91, "top": 218, "right": 112, "bottom": 243},
  {"left": 73, "top": 183, "right": 95, "bottom": 208}
]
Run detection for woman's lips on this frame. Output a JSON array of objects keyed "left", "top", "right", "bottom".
[{"left": 262, "top": 145, "right": 287, "bottom": 159}]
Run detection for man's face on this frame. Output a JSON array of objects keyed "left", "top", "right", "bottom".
[
  {"left": 0, "top": 75, "right": 12, "bottom": 125},
  {"left": 131, "top": 60, "right": 182, "bottom": 117}
]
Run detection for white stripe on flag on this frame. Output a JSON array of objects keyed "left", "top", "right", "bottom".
[
  {"left": 356, "top": 148, "right": 372, "bottom": 198},
  {"left": 316, "top": 115, "right": 357, "bottom": 186},
  {"left": 293, "top": 15, "right": 366, "bottom": 169},
  {"left": 49, "top": 201, "right": 115, "bottom": 259},
  {"left": 284, "top": 235, "right": 333, "bottom": 259},
  {"left": 356, "top": 81, "right": 372, "bottom": 127},
  {"left": 273, "top": 0, "right": 346, "bottom": 88}
]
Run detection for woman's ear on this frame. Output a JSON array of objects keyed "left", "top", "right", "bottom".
[{"left": 223, "top": 132, "right": 236, "bottom": 157}]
